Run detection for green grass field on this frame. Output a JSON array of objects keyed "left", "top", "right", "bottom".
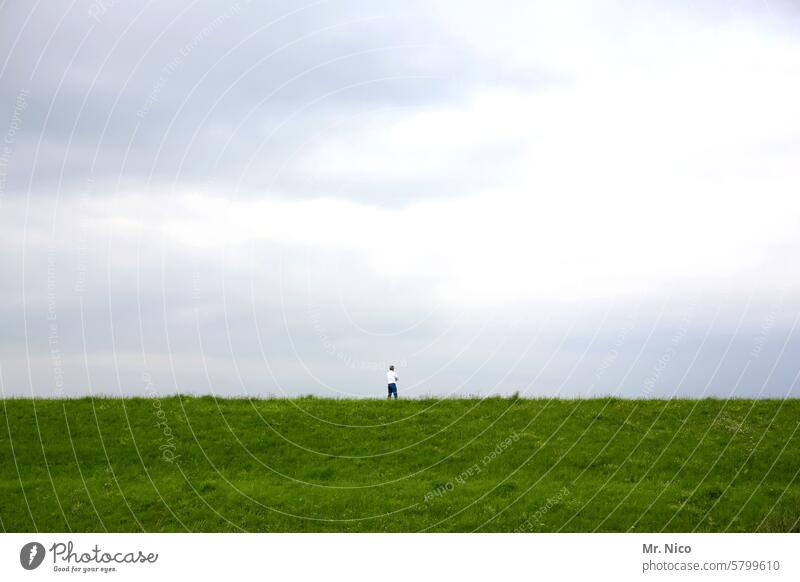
[{"left": 1, "top": 397, "right": 798, "bottom": 532}]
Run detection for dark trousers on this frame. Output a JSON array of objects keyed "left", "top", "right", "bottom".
[{"left": 387, "top": 383, "right": 397, "bottom": 399}]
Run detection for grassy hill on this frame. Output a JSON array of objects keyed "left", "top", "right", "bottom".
[{"left": 1, "top": 396, "right": 798, "bottom": 532}]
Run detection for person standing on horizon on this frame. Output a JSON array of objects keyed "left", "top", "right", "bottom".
[{"left": 387, "top": 365, "right": 398, "bottom": 399}]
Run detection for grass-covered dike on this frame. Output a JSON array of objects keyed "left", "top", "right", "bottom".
[{"left": 1, "top": 397, "right": 798, "bottom": 532}]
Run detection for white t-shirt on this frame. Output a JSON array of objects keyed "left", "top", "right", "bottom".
[{"left": 387, "top": 370, "right": 398, "bottom": 384}]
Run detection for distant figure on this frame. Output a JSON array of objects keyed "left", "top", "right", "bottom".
[{"left": 387, "top": 365, "right": 398, "bottom": 399}]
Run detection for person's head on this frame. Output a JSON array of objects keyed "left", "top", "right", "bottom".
[{"left": 389, "top": 365, "right": 394, "bottom": 371}]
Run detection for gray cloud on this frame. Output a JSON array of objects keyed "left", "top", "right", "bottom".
[
  {"left": 0, "top": 0, "right": 554, "bottom": 203},
  {"left": 1, "top": 0, "right": 799, "bottom": 398}
]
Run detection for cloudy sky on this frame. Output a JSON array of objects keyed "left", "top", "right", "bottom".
[{"left": 1, "top": 0, "right": 799, "bottom": 398}]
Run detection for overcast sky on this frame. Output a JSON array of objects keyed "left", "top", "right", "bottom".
[{"left": 1, "top": 0, "right": 799, "bottom": 398}]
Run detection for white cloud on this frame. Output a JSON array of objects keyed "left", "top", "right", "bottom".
[
  {"left": 4, "top": 0, "right": 800, "bottom": 397},
  {"left": 142, "top": 17, "right": 800, "bottom": 306}
]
